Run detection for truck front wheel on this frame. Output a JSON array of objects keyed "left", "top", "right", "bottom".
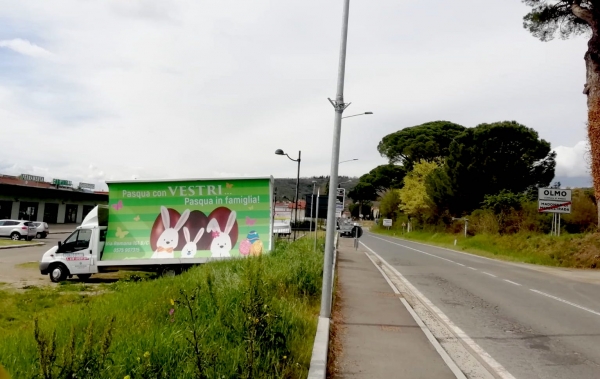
[{"left": 49, "top": 264, "right": 69, "bottom": 283}]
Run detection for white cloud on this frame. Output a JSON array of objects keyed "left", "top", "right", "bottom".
[
  {"left": 554, "top": 141, "right": 590, "bottom": 178},
  {"left": 0, "top": 38, "right": 53, "bottom": 59},
  {"left": 0, "top": 0, "right": 593, "bottom": 184}
]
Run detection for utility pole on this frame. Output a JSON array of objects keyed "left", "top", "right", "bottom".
[{"left": 321, "top": 0, "right": 351, "bottom": 319}]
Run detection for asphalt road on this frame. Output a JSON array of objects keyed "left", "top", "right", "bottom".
[
  {"left": 361, "top": 232, "right": 600, "bottom": 379},
  {"left": 0, "top": 234, "right": 65, "bottom": 287}
]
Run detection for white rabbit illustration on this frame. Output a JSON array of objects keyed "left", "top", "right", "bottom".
[
  {"left": 181, "top": 226, "right": 204, "bottom": 258},
  {"left": 152, "top": 207, "right": 190, "bottom": 259},
  {"left": 207, "top": 211, "right": 237, "bottom": 258}
]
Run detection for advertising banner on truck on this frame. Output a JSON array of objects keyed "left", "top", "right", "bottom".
[{"left": 103, "top": 177, "right": 273, "bottom": 260}]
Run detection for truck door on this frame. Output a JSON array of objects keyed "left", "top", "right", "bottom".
[{"left": 56, "top": 229, "right": 93, "bottom": 274}]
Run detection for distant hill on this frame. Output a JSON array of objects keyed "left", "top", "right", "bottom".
[{"left": 273, "top": 176, "right": 359, "bottom": 202}]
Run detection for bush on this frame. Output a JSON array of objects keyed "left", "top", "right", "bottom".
[{"left": 0, "top": 238, "right": 323, "bottom": 379}]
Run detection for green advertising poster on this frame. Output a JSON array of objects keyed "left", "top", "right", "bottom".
[{"left": 102, "top": 178, "right": 273, "bottom": 261}]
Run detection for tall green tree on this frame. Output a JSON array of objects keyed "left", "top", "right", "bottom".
[
  {"left": 523, "top": 0, "right": 600, "bottom": 227},
  {"left": 377, "top": 121, "right": 466, "bottom": 170},
  {"left": 398, "top": 160, "right": 440, "bottom": 218},
  {"left": 348, "top": 182, "right": 377, "bottom": 217},
  {"left": 357, "top": 164, "right": 406, "bottom": 195},
  {"left": 379, "top": 189, "right": 402, "bottom": 219},
  {"left": 427, "top": 121, "right": 555, "bottom": 215}
]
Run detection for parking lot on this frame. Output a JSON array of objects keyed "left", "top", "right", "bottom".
[{"left": 0, "top": 233, "right": 68, "bottom": 288}]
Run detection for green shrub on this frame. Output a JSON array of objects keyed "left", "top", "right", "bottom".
[{"left": 0, "top": 238, "right": 322, "bottom": 379}]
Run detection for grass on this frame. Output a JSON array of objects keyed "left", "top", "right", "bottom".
[
  {"left": 372, "top": 226, "right": 600, "bottom": 269},
  {"left": 15, "top": 262, "right": 38, "bottom": 270},
  {"left": 0, "top": 240, "right": 31, "bottom": 247},
  {"left": 0, "top": 237, "right": 323, "bottom": 379}
]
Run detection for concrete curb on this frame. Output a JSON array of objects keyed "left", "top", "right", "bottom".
[
  {"left": 0, "top": 242, "right": 45, "bottom": 250},
  {"left": 307, "top": 317, "right": 331, "bottom": 379},
  {"left": 307, "top": 233, "right": 339, "bottom": 379}
]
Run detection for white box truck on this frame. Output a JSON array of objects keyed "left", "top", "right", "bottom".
[{"left": 40, "top": 177, "right": 274, "bottom": 282}]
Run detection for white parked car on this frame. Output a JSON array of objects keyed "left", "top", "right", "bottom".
[
  {"left": 0, "top": 220, "right": 37, "bottom": 241},
  {"left": 32, "top": 222, "right": 50, "bottom": 239}
]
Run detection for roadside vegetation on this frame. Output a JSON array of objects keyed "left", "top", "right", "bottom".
[
  {"left": 348, "top": 120, "right": 599, "bottom": 268},
  {"left": 0, "top": 238, "right": 323, "bottom": 379},
  {"left": 373, "top": 227, "right": 600, "bottom": 268},
  {"left": 0, "top": 240, "right": 32, "bottom": 247}
]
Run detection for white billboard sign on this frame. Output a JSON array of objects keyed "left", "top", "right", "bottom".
[
  {"left": 382, "top": 219, "right": 393, "bottom": 227},
  {"left": 336, "top": 188, "right": 345, "bottom": 218},
  {"left": 538, "top": 188, "right": 572, "bottom": 214},
  {"left": 538, "top": 188, "right": 572, "bottom": 202},
  {"left": 538, "top": 200, "right": 572, "bottom": 214},
  {"left": 273, "top": 207, "right": 292, "bottom": 234}
]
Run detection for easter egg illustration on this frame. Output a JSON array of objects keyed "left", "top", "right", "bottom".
[
  {"left": 150, "top": 207, "right": 182, "bottom": 251},
  {"left": 181, "top": 210, "right": 210, "bottom": 250},
  {"left": 239, "top": 239, "right": 252, "bottom": 256},
  {"left": 250, "top": 240, "right": 264, "bottom": 257},
  {"left": 247, "top": 231, "right": 259, "bottom": 244},
  {"left": 207, "top": 207, "right": 239, "bottom": 248}
]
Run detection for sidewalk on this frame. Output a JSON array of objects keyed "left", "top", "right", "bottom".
[
  {"left": 48, "top": 224, "right": 78, "bottom": 234},
  {"left": 334, "top": 237, "right": 456, "bottom": 379}
]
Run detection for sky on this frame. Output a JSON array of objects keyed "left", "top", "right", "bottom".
[{"left": 0, "top": 0, "right": 592, "bottom": 191}]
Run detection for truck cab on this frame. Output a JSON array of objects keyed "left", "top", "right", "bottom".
[{"left": 40, "top": 205, "right": 108, "bottom": 283}]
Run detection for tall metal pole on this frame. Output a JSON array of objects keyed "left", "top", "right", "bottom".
[
  {"left": 293, "top": 150, "right": 301, "bottom": 241},
  {"left": 321, "top": 0, "right": 351, "bottom": 319}
]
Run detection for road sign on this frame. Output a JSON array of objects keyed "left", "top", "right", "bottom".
[
  {"left": 20, "top": 174, "right": 44, "bottom": 182},
  {"left": 79, "top": 182, "right": 95, "bottom": 190},
  {"left": 538, "top": 188, "right": 572, "bottom": 202},
  {"left": 336, "top": 188, "right": 345, "bottom": 218},
  {"left": 52, "top": 178, "right": 72, "bottom": 187},
  {"left": 382, "top": 219, "right": 392, "bottom": 227},
  {"left": 538, "top": 188, "right": 572, "bottom": 214},
  {"left": 538, "top": 200, "right": 572, "bottom": 214}
]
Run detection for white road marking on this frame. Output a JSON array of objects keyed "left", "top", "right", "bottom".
[
  {"left": 364, "top": 251, "right": 467, "bottom": 379},
  {"left": 455, "top": 262, "right": 466, "bottom": 267},
  {"left": 503, "top": 279, "right": 522, "bottom": 286},
  {"left": 361, "top": 241, "right": 517, "bottom": 379},
  {"left": 483, "top": 272, "right": 497, "bottom": 278},
  {"left": 530, "top": 289, "right": 600, "bottom": 317},
  {"left": 467, "top": 267, "right": 477, "bottom": 270},
  {"left": 368, "top": 233, "right": 511, "bottom": 265}
]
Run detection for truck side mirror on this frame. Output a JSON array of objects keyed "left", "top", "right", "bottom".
[{"left": 57, "top": 241, "right": 62, "bottom": 249}]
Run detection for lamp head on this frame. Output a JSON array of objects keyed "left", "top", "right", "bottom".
[
  {"left": 365, "top": 112, "right": 373, "bottom": 115},
  {"left": 274, "top": 149, "right": 285, "bottom": 155}
]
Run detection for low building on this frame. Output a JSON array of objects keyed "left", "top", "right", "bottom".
[{"left": 0, "top": 174, "right": 108, "bottom": 224}]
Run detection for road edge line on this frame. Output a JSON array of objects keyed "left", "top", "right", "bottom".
[
  {"left": 361, "top": 241, "right": 517, "bottom": 379},
  {"left": 364, "top": 251, "right": 467, "bottom": 379}
]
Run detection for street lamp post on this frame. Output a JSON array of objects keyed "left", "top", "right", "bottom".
[
  {"left": 275, "top": 149, "right": 301, "bottom": 241},
  {"left": 321, "top": 0, "right": 352, "bottom": 319},
  {"left": 342, "top": 112, "right": 373, "bottom": 119}
]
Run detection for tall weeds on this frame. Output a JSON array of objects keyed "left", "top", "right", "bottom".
[{"left": 0, "top": 238, "right": 321, "bottom": 379}]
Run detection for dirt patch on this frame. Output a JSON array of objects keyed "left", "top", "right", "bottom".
[{"left": 327, "top": 265, "right": 345, "bottom": 378}]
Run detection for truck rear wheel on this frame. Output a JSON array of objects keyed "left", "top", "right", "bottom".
[{"left": 49, "top": 264, "right": 69, "bottom": 283}]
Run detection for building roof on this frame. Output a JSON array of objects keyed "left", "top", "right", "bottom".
[
  {"left": 275, "top": 200, "right": 306, "bottom": 210},
  {"left": 0, "top": 175, "right": 108, "bottom": 202}
]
